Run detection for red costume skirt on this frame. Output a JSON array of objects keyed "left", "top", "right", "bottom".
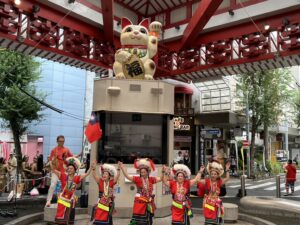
[
  {"left": 171, "top": 200, "right": 191, "bottom": 225},
  {"left": 203, "top": 196, "right": 224, "bottom": 225},
  {"left": 92, "top": 197, "right": 114, "bottom": 225},
  {"left": 55, "top": 197, "right": 75, "bottom": 225},
  {"left": 130, "top": 196, "right": 155, "bottom": 225}
]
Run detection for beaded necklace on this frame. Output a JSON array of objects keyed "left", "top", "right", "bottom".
[
  {"left": 142, "top": 177, "right": 150, "bottom": 197},
  {"left": 176, "top": 182, "right": 186, "bottom": 202},
  {"left": 103, "top": 180, "right": 109, "bottom": 197},
  {"left": 66, "top": 175, "right": 74, "bottom": 191}
]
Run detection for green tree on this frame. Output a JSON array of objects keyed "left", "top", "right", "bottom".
[
  {"left": 237, "top": 68, "right": 293, "bottom": 176},
  {"left": 294, "top": 90, "right": 300, "bottom": 128},
  {"left": 0, "top": 49, "right": 44, "bottom": 170}
]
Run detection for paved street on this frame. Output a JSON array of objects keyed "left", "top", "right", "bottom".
[{"left": 225, "top": 172, "right": 300, "bottom": 198}]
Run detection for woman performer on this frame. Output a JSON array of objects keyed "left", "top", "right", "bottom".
[
  {"left": 198, "top": 160, "right": 230, "bottom": 225},
  {"left": 91, "top": 162, "right": 120, "bottom": 225},
  {"left": 119, "top": 158, "right": 163, "bottom": 225},
  {"left": 51, "top": 157, "right": 91, "bottom": 225},
  {"left": 162, "top": 164, "right": 200, "bottom": 225}
]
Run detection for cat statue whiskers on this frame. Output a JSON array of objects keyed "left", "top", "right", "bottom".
[{"left": 113, "top": 18, "right": 162, "bottom": 80}]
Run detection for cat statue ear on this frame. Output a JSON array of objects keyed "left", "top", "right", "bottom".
[
  {"left": 122, "top": 17, "right": 132, "bottom": 29},
  {"left": 139, "top": 18, "right": 150, "bottom": 30}
]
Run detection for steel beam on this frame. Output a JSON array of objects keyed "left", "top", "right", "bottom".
[
  {"left": 178, "top": 0, "right": 223, "bottom": 50},
  {"left": 101, "top": 0, "right": 114, "bottom": 43}
]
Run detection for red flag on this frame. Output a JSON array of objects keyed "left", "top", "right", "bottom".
[{"left": 85, "top": 112, "right": 102, "bottom": 143}]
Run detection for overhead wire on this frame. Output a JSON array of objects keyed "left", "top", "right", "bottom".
[{"left": 1, "top": 0, "right": 92, "bottom": 122}]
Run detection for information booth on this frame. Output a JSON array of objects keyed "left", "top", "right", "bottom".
[{"left": 89, "top": 79, "right": 175, "bottom": 217}]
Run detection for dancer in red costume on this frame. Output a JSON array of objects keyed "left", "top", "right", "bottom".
[
  {"left": 119, "top": 158, "right": 163, "bottom": 225},
  {"left": 198, "top": 161, "right": 230, "bottom": 225},
  {"left": 163, "top": 164, "right": 200, "bottom": 225},
  {"left": 52, "top": 157, "right": 91, "bottom": 225},
  {"left": 91, "top": 163, "right": 120, "bottom": 225}
]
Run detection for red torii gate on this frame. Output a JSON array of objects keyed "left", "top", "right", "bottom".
[{"left": 0, "top": 0, "right": 299, "bottom": 81}]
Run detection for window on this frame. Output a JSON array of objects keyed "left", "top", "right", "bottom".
[{"left": 97, "top": 112, "right": 168, "bottom": 164}]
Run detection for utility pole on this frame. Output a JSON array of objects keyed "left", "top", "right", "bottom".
[{"left": 246, "top": 90, "right": 251, "bottom": 177}]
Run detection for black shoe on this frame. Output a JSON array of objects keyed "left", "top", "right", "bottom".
[{"left": 283, "top": 193, "right": 289, "bottom": 196}]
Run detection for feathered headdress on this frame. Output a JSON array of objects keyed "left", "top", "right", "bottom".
[
  {"left": 134, "top": 158, "right": 155, "bottom": 172},
  {"left": 172, "top": 164, "right": 191, "bottom": 179},
  {"left": 66, "top": 157, "right": 81, "bottom": 171},
  {"left": 100, "top": 164, "right": 117, "bottom": 179},
  {"left": 206, "top": 160, "right": 224, "bottom": 176}
]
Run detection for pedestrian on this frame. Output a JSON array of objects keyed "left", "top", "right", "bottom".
[
  {"left": 284, "top": 159, "right": 297, "bottom": 196},
  {"left": 119, "top": 158, "right": 163, "bottom": 225},
  {"left": 45, "top": 135, "right": 80, "bottom": 207},
  {"left": 0, "top": 158, "right": 7, "bottom": 195},
  {"left": 230, "top": 156, "right": 237, "bottom": 176},
  {"left": 162, "top": 164, "right": 201, "bottom": 225},
  {"left": 174, "top": 151, "right": 183, "bottom": 164},
  {"left": 198, "top": 160, "right": 230, "bottom": 225},
  {"left": 52, "top": 157, "right": 91, "bottom": 224},
  {"left": 293, "top": 154, "right": 298, "bottom": 166},
  {"left": 183, "top": 151, "right": 190, "bottom": 167},
  {"left": 91, "top": 162, "right": 120, "bottom": 225},
  {"left": 7, "top": 152, "right": 17, "bottom": 199}
]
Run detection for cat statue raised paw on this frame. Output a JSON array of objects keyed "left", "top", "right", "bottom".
[{"left": 113, "top": 18, "right": 162, "bottom": 80}]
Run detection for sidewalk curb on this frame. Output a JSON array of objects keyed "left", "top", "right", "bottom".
[
  {"left": 240, "top": 196, "right": 300, "bottom": 219},
  {"left": 3, "top": 212, "right": 43, "bottom": 225},
  {"left": 238, "top": 213, "right": 276, "bottom": 225}
]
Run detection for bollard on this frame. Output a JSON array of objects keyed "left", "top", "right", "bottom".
[
  {"left": 276, "top": 175, "right": 281, "bottom": 198},
  {"left": 241, "top": 175, "right": 246, "bottom": 197}
]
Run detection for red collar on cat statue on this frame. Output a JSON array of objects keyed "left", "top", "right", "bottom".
[{"left": 122, "top": 45, "right": 147, "bottom": 49}]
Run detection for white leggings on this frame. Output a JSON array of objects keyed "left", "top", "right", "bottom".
[{"left": 46, "top": 172, "right": 59, "bottom": 202}]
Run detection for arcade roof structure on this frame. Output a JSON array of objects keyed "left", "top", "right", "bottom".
[{"left": 0, "top": 0, "right": 299, "bottom": 81}]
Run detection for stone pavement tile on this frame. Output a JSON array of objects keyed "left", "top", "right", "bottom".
[{"left": 30, "top": 214, "right": 253, "bottom": 225}]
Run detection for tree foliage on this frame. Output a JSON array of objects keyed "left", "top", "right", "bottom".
[
  {"left": 0, "top": 49, "right": 45, "bottom": 169},
  {"left": 294, "top": 90, "right": 300, "bottom": 128},
  {"left": 237, "top": 68, "right": 294, "bottom": 176}
]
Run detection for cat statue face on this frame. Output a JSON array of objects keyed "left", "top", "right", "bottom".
[
  {"left": 120, "top": 18, "right": 149, "bottom": 46},
  {"left": 113, "top": 17, "right": 162, "bottom": 80}
]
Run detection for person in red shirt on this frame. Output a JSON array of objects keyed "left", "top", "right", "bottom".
[
  {"left": 284, "top": 159, "right": 297, "bottom": 196},
  {"left": 46, "top": 135, "right": 79, "bottom": 207}
]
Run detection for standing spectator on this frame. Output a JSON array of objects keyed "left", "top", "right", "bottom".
[
  {"left": 7, "top": 153, "right": 17, "bottom": 190},
  {"left": 284, "top": 159, "right": 297, "bottom": 196},
  {"left": 0, "top": 158, "right": 7, "bottom": 195},
  {"left": 174, "top": 151, "right": 183, "bottom": 164},
  {"left": 45, "top": 135, "right": 79, "bottom": 207},
  {"left": 183, "top": 150, "right": 190, "bottom": 167},
  {"left": 230, "top": 156, "right": 237, "bottom": 176},
  {"left": 7, "top": 152, "right": 17, "bottom": 200},
  {"left": 293, "top": 154, "right": 299, "bottom": 166}
]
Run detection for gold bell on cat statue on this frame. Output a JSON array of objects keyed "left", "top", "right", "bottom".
[{"left": 113, "top": 17, "right": 162, "bottom": 80}]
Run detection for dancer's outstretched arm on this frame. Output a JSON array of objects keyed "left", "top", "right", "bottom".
[
  {"left": 118, "top": 161, "right": 133, "bottom": 182},
  {"left": 195, "top": 165, "right": 206, "bottom": 185},
  {"left": 222, "top": 162, "right": 231, "bottom": 184},
  {"left": 114, "top": 164, "right": 121, "bottom": 183},
  {"left": 162, "top": 167, "right": 171, "bottom": 187},
  {"left": 80, "top": 167, "right": 92, "bottom": 180},
  {"left": 91, "top": 161, "right": 100, "bottom": 183}
]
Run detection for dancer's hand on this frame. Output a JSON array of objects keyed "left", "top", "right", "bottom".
[
  {"left": 199, "top": 165, "right": 205, "bottom": 173},
  {"left": 225, "top": 162, "right": 231, "bottom": 170}
]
